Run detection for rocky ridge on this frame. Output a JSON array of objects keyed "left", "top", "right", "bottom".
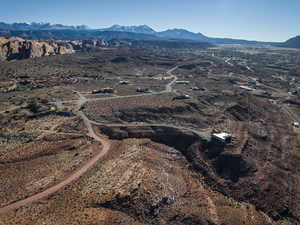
[{"left": 0, "top": 37, "right": 109, "bottom": 61}]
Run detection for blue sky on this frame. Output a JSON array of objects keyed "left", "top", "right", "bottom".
[{"left": 0, "top": 0, "right": 299, "bottom": 42}]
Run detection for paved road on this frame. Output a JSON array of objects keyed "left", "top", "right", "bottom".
[{"left": 0, "top": 65, "right": 211, "bottom": 214}]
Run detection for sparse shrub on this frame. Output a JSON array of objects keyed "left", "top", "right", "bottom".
[{"left": 27, "top": 100, "right": 40, "bottom": 113}]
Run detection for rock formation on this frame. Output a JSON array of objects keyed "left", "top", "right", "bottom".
[
  {"left": 0, "top": 37, "right": 74, "bottom": 60},
  {"left": 71, "top": 39, "right": 109, "bottom": 51},
  {"left": 0, "top": 37, "right": 109, "bottom": 61}
]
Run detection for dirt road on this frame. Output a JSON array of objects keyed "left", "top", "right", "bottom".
[
  {"left": 0, "top": 87, "right": 111, "bottom": 214},
  {"left": 0, "top": 136, "right": 110, "bottom": 214},
  {"left": 0, "top": 65, "right": 210, "bottom": 213}
]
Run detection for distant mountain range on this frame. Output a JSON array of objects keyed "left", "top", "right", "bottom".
[
  {"left": 0, "top": 22, "right": 298, "bottom": 48},
  {"left": 99, "top": 25, "right": 210, "bottom": 41},
  {"left": 99, "top": 24, "right": 156, "bottom": 35},
  {"left": 278, "top": 36, "right": 300, "bottom": 48},
  {"left": 100, "top": 25, "right": 273, "bottom": 45},
  {"left": 0, "top": 22, "right": 89, "bottom": 31}
]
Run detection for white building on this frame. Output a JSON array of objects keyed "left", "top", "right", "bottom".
[
  {"left": 175, "top": 81, "right": 190, "bottom": 85},
  {"left": 212, "top": 132, "right": 232, "bottom": 144}
]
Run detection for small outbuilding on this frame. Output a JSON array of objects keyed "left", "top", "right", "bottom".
[
  {"left": 176, "top": 81, "right": 190, "bottom": 85},
  {"left": 191, "top": 87, "right": 206, "bottom": 91},
  {"left": 92, "top": 88, "right": 114, "bottom": 94},
  {"left": 136, "top": 88, "right": 149, "bottom": 93}
]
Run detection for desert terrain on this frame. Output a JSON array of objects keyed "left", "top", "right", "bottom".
[{"left": 0, "top": 44, "right": 300, "bottom": 225}]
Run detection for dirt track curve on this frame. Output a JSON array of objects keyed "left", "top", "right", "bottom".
[
  {"left": 0, "top": 137, "right": 110, "bottom": 214},
  {"left": 0, "top": 66, "right": 207, "bottom": 214}
]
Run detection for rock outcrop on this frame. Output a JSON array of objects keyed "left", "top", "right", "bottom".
[
  {"left": 70, "top": 39, "right": 108, "bottom": 51},
  {"left": 0, "top": 37, "right": 109, "bottom": 61},
  {"left": 0, "top": 37, "right": 74, "bottom": 61}
]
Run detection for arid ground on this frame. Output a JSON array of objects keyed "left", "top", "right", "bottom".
[{"left": 1, "top": 46, "right": 300, "bottom": 225}]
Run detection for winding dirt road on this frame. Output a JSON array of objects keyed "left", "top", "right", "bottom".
[
  {"left": 0, "top": 85, "right": 111, "bottom": 214},
  {"left": 0, "top": 65, "right": 210, "bottom": 214},
  {"left": 0, "top": 139, "right": 110, "bottom": 214}
]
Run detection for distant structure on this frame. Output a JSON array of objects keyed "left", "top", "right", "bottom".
[
  {"left": 136, "top": 87, "right": 149, "bottom": 93},
  {"left": 119, "top": 80, "right": 129, "bottom": 85},
  {"left": 191, "top": 87, "right": 206, "bottom": 91},
  {"left": 248, "top": 80, "right": 257, "bottom": 86},
  {"left": 156, "top": 76, "right": 173, "bottom": 81},
  {"left": 212, "top": 132, "right": 232, "bottom": 144},
  {"left": 92, "top": 88, "right": 114, "bottom": 94},
  {"left": 173, "top": 94, "right": 190, "bottom": 100},
  {"left": 240, "top": 85, "right": 255, "bottom": 91},
  {"left": 175, "top": 81, "right": 190, "bottom": 85}
]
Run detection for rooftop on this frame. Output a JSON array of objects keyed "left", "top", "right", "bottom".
[
  {"left": 212, "top": 132, "right": 232, "bottom": 141},
  {"left": 240, "top": 85, "right": 255, "bottom": 91}
]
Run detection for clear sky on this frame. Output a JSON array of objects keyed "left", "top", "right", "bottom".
[{"left": 0, "top": 0, "right": 299, "bottom": 42}]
